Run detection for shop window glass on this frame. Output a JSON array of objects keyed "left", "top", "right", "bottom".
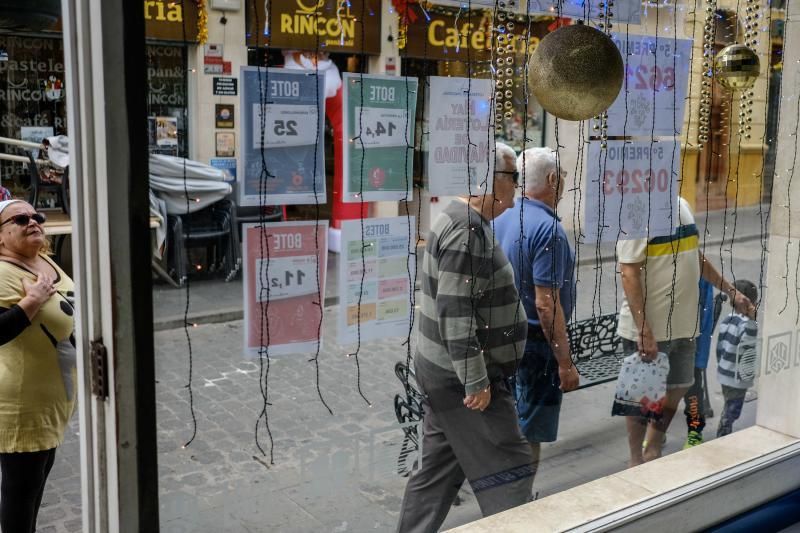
[
  {"left": 147, "top": 44, "right": 188, "bottom": 157},
  {"left": 0, "top": 35, "right": 66, "bottom": 197}
]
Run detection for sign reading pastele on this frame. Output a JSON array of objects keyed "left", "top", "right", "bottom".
[
  {"left": 584, "top": 140, "right": 680, "bottom": 241},
  {"left": 424, "top": 76, "right": 495, "bottom": 195},
  {"left": 243, "top": 221, "right": 328, "bottom": 357},
  {"left": 605, "top": 34, "right": 692, "bottom": 137},
  {"left": 342, "top": 74, "right": 418, "bottom": 202},
  {"left": 240, "top": 67, "right": 326, "bottom": 206},
  {"left": 526, "top": 0, "right": 641, "bottom": 24},
  {"left": 338, "top": 217, "right": 415, "bottom": 344}
]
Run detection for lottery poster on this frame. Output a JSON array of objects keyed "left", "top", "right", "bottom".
[
  {"left": 338, "top": 217, "right": 415, "bottom": 345},
  {"left": 605, "top": 34, "right": 692, "bottom": 137},
  {"left": 584, "top": 140, "right": 680, "bottom": 241},
  {"left": 342, "top": 74, "right": 418, "bottom": 202},
  {"left": 424, "top": 76, "right": 495, "bottom": 196},
  {"left": 526, "top": 0, "right": 641, "bottom": 24},
  {"left": 240, "top": 67, "right": 326, "bottom": 206},
  {"left": 243, "top": 221, "right": 328, "bottom": 357}
]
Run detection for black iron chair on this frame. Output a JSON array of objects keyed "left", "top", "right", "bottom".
[
  {"left": 23, "top": 150, "right": 70, "bottom": 215},
  {"left": 167, "top": 199, "right": 240, "bottom": 287}
]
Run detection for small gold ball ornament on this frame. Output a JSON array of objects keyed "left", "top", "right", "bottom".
[
  {"left": 528, "top": 24, "right": 624, "bottom": 121},
  {"left": 714, "top": 44, "right": 760, "bottom": 91}
]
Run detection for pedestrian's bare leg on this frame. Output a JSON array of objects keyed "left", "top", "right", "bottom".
[
  {"left": 643, "top": 387, "right": 689, "bottom": 462},
  {"left": 626, "top": 416, "right": 647, "bottom": 467}
]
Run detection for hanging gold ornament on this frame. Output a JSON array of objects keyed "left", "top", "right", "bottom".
[
  {"left": 714, "top": 44, "right": 760, "bottom": 91},
  {"left": 528, "top": 24, "right": 623, "bottom": 121}
]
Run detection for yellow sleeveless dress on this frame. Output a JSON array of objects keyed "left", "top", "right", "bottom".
[{"left": 0, "top": 256, "right": 76, "bottom": 452}]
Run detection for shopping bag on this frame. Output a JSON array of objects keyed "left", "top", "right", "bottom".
[{"left": 611, "top": 351, "right": 670, "bottom": 419}]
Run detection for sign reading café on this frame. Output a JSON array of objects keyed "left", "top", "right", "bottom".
[
  {"left": 401, "top": 7, "right": 552, "bottom": 61},
  {"left": 247, "top": 0, "right": 382, "bottom": 54}
]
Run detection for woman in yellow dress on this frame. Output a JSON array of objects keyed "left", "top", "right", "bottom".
[{"left": 0, "top": 199, "right": 76, "bottom": 533}]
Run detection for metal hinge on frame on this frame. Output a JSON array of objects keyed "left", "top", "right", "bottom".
[{"left": 90, "top": 339, "right": 109, "bottom": 400}]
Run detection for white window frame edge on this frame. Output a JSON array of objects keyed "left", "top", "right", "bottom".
[
  {"left": 62, "top": 0, "right": 158, "bottom": 530},
  {"left": 61, "top": 0, "right": 111, "bottom": 529}
]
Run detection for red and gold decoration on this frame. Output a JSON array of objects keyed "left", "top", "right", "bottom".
[
  {"left": 392, "top": 0, "right": 429, "bottom": 50},
  {"left": 196, "top": 0, "right": 208, "bottom": 44}
]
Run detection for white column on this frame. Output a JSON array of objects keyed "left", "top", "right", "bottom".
[
  {"left": 755, "top": 0, "right": 800, "bottom": 437},
  {"left": 370, "top": 0, "right": 402, "bottom": 218},
  {"left": 190, "top": 5, "right": 248, "bottom": 166},
  {"left": 368, "top": 0, "right": 400, "bottom": 75}
]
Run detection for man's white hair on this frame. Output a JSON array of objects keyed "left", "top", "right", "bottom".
[
  {"left": 495, "top": 142, "right": 517, "bottom": 175},
  {"left": 517, "top": 147, "right": 558, "bottom": 195}
]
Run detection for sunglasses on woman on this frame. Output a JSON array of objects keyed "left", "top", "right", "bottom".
[{"left": 0, "top": 212, "right": 47, "bottom": 227}]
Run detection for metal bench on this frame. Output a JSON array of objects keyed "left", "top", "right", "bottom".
[{"left": 394, "top": 299, "right": 731, "bottom": 475}]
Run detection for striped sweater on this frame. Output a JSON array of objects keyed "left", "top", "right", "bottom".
[
  {"left": 416, "top": 200, "right": 528, "bottom": 395},
  {"left": 716, "top": 312, "right": 758, "bottom": 389}
]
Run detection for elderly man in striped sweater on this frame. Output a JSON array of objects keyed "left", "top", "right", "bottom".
[{"left": 397, "top": 143, "right": 533, "bottom": 533}]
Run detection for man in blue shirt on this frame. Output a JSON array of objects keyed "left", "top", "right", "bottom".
[{"left": 494, "top": 147, "right": 580, "bottom": 482}]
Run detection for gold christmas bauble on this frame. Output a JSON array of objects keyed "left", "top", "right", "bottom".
[
  {"left": 714, "top": 44, "right": 760, "bottom": 91},
  {"left": 528, "top": 24, "right": 624, "bottom": 121}
]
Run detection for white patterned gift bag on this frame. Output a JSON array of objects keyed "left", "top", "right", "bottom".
[{"left": 611, "top": 351, "right": 670, "bottom": 419}]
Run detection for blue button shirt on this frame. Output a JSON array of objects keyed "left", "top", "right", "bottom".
[{"left": 494, "top": 198, "right": 576, "bottom": 327}]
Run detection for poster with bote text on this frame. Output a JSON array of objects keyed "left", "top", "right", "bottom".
[
  {"left": 243, "top": 221, "right": 328, "bottom": 357},
  {"left": 605, "top": 34, "right": 692, "bottom": 137},
  {"left": 584, "top": 140, "right": 679, "bottom": 241},
  {"left": 240, "top": 67, "right": 326, "bottom": 206},
  {"left": 342, "top": 74, "right": 418, "bottom": 202},
  {"left": 338, "top": 217, "right": 415, "bottom": 344},
  {"left": 424, "top": 76, "right": 495, "bottom": 195}
]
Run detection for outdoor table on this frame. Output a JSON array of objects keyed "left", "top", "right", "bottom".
[{"left": 43, "top": 211, "right": 171, "bottom": 284}]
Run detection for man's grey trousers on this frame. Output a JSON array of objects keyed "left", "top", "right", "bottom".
[{"left": 397, "top": 359, "right": 534, "bottom": 533}]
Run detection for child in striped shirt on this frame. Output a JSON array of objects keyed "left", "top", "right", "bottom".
[{"left": 715, "top": 279, "right": 759, "bottom": 437}]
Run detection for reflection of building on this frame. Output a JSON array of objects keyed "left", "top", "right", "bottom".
[
  {"left": 680, "top": 0, "right": 782, "bottom": 210},
  {"left": 0, "top": 1, "right": 199, "bottom": 193}
]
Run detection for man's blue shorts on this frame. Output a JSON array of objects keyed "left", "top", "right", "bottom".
[{"left": 513, "top": 340, "right": 562, "bottom": 443}]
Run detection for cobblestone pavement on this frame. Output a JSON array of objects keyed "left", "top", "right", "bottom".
[{"left": 38, "top": 243, "right": 767, "bottom": 532}]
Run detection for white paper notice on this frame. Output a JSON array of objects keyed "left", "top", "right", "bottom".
[
  {"left": 338, "top": 217, "right": 415, "bottom": 345},
  {"left": 253, "top": 104, "right": 319, "bottom": 148},
  {"left": 354, "top": 107, "right": 409, "bottom": 149},
  {"left": 605, "top": 34, "right": 692, "bottom": 137},
  {"left": 425, "top": 76, "right": 495, "bottom": 196},
  {"left": 584, "top": 140, "right": 680, "bottom": 241},
  {"left": 255, "top": 254, "right": 320, "bottom": 301}
]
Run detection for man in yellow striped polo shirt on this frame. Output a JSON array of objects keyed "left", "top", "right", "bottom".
[{"left": 616, "top": 196, "right": 755, "bottom": 467}]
